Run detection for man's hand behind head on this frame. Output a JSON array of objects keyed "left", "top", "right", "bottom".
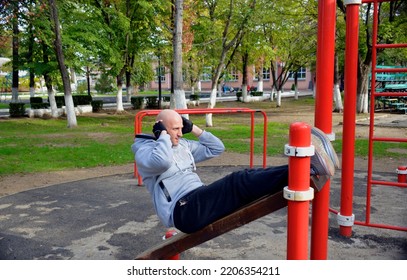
[
  {"left": 181, "top": 116, "right": 193, "bottom": 135},
  {"left": 153, "top": 121, "right": 167, "bottom": 139}
]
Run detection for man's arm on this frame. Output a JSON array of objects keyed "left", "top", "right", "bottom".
[
  {"left": 187, "top": 126, "right": 225, "bottom": 163},
  {"left": 191, "top": 125, "right": 204, "bottom": 138}
]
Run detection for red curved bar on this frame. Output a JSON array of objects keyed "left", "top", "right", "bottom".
[{"left": 133, "top": 108, "right": 268, "bottom": 186}]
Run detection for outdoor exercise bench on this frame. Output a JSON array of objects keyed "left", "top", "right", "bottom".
[{"left": 135, "top": 190, "right": 287, "bottom": 260}]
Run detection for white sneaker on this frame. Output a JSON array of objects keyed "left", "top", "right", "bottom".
[
  {"left": 310, "top": 127, "right": 338, "bottom": 177},
  {"left": 311, "top": 127, "right": 340, "bottom": 169}
]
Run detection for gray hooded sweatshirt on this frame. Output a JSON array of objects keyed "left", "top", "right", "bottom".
[{"left": 131, "top": 131, "right": 225, "bottom": 227}]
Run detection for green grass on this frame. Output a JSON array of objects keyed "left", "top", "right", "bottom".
[
  {"left": 0, "top": 99, "right": 406, "bottom": 177},
  {"left": 0, "top": 115, "right": 135, "bottom": 176},
  {"left": 0, "top": 103, "right": 9, "bottom": 109}
]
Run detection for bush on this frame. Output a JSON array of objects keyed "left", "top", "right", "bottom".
[
  {"left": 251, "top": 91, "right": 263, "bottom": 97},
  {"left": 131, "top": 96, "right": 144, "bottom": 109},
  {"left": 162, "top": 96, "right": 171, "bottom": 102},
  {"left": 76, "top": 82, "right": 88, "bottom": 95},
  {"left": 56, "top": 101, "right": 64, "bottom": 108},
  {"left": 54, "top": 95, "right": 65, "bottom": 106},
  {"left": 236, "top": 91, "right": 242, "bottom": 101},
  {"left": 91, "top": 100, "right": 103, "bottom": 112},
  {"left": 31, "top": 103, "right": 49, "bottom": 109},
  {"left": 53, "top": 95, "right": 92, "bottom": 106},
  {"left": 95, "top": 73, "right": 115, "bottom": 94},
  {"left": 9, "top": 103, "right": 26, "bottom": 117},
  {"left": 73, "top": 95, "right": 92, "bottom": 106},
  {"left": 30, "top": 97, "right": 43, "bottom": 104},
  {"left": 145, "top": 96, "right": 158, "bottom": 109},
  {"left": 189, "top": 94, "right": 199, "bottom": 101}
]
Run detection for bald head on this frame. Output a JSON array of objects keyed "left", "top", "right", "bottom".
[
  {"left": 156, "top": 109, "right": 181, "bottom": 125},
  {"left": 156, "top": 109, "right": 183, "bottom": 146}
]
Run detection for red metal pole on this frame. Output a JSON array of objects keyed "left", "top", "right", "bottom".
[
  {"left": 311, "top": 0, "right": 336, "bottom": 260},
  {"left": 164, "top": 230, "right": 180, "bottom": 260},
  {"left": 397, "top": 166, "right": 407, "bottom": 183},
  {"left": 339, "top": 0, "right": 361, "bottom": 238},
  {"left": 285, "top": 122, "right": 314, "bottom": 260}
]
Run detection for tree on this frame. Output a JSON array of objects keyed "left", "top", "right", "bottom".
[
  {"left": 92, "top": 0, "right": 165, "bottom": 113},
  {"left": 192, "top": 0, "right": 256, "bottom": 126},
  {"left": 337, "top": 0, "right": 407, "bottom": 113},
  {"left": 48, "top": 0, "right": 77, "bottom": 127},
  {"left": 11, "top": 1, "right": 19, "bottom": 102},
  {"left": 172, "top": 0, "right": 187, "bottom": 109},
  {"left": 259, "top": 0, "right": 317, "bottom": 107}
]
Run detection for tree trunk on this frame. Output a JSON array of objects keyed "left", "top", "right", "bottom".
[
  {"left": 172, "top": 0, "right": 187, "bottom": 110},
  {"left": 333, "top": 84, "right": 343, "bottom": 112},
  {"left": 29, "top": 73, "right": 35, "bottom": 98},
  {"left": 276, "top": 90, "right": 282, "bottom": 107},
  {"left": 11, "top": 2, "right": 19, "bottom": 103},
  {"left": 333, "top": 54, "right": 343, "bottom": 112},
  {"left": 205, "top": 87, "right": 218, "bottom": 127},
  {"left": 294, "top": 72, "right": 299, "bottom": 100},
  {"left": 42, "top": 42, "right": 58, "bottom": 118},
  {"left": 116, "top": 74, "right": 125, "bottom": 112},
  {"left": 257, "top": 62, "right": 264, "bottom": 92},
  {"left": 126, "top": 69, "right": 133, "bottom": 102},
  {"left": 28, "top": 18, "right": 35, "bottom": 98},
  {"left": 49, "top": 0, "right": 77, "bottom": 127},
  {"left": 241, "top": 50, "right": 249, "bottom": 102},
  {"left": 357, "top": 63, "right": 370, "bottom": 113},
  {"left": 45, "top": 77, "right": 58, "bottom": 118}
]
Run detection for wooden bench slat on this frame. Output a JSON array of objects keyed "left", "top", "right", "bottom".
[{"left": 135, "top": 191, "right": 287, "bottom": 260}]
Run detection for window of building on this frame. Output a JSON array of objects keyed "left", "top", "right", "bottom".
[
  {"left": 229, "top": 67, "right": 238, "bottom": 81},
  {"left": 155, "top": 66, "right": 165, "bottom": 82},
  {"left": 288, "top": 67, "right": 307, "bottom": 80},
  {"left": 262, "top": 67, "right": 271, "bottom": 80},
  {"left": 252, "top": 67, "right": 271, "bottom": 81}
]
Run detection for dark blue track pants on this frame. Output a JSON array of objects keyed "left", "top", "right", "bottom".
[{"left": 173, "top": 165, "right": 289, "bottom": 233}]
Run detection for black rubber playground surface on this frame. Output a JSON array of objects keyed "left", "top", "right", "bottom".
[{"left": 0, "top": 165, "right": 406, "bottom": 260}]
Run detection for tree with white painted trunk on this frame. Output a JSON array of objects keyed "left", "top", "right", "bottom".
[
  {"left": 198, "top": 0, "right": 257, "bottom": 127},
  {"left": 172, "top": 0, "right": 188, "bottom": 110},
  {"left": 49, "top": 0, "right": 77, "bottom": 127}
]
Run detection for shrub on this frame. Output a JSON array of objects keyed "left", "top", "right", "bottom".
[
  {"left": 189, "top": 94, "right": 199, "bottom": 101},
  {"left": 30, "top": 97, "right": 43, "bottom": 104},
  {"left": 236, "top": 91, "right": 242, "bottom": 101},
  {"left": 162, "top": 96, "right": 171, "bottom": 102},
  {"left": 251, "top": 91, "right": 263, "bottom": 97},
  {"left": 9, "top": 103, "right": 26, "bottom": 117},
  {"left": 54, "top": 95, "right": 65, "bottom": 106},
  {"left": 56, "top": 101, "right": 64, "bottom": 108},
  {"left": 95, "top": 73, "right": 115, "bottom": 94},
  {"left": 131, "top": 96, "right": 144, "bottom": 109},
  {"left": 73, "top": 95, "right": 92, "bottom": 106},
  {"left": 52, "top": 95, "right": 92, "bottom": 107},
  {"left": 91, "top": 100, "right": 103, "bottom": 112},
  {"left": 76, "top": 82, "right": 88, "bottom": 95},
  {"left": 31, "top": 103, "right": 49, "bottom": 109},
  {"left": 145, "top": 96, "right": 158, "bottom": 109}
]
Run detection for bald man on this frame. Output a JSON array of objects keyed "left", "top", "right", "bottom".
[{"left": 131, "top": 109, "right": 339, "bottom": 233}]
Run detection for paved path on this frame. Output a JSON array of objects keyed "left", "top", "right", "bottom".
[{"left": 0, "top": 166, "right": 406, "bottom": 260}]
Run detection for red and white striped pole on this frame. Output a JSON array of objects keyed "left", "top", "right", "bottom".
[{"left": 284, "top": 122, "right": 314, "bottom": 260}]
